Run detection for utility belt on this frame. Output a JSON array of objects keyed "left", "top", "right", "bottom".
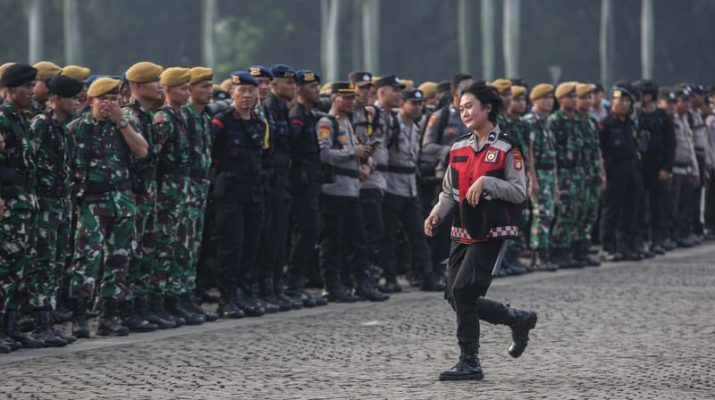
[
  {"left": 382, "top": 165, "right": 417, "bottom": 174},
  {"left": 672, "top": 162, "right": 692, "bottom": 175},
  {"left": 333, "top": 167, "right": 359, "bottom": 178}
]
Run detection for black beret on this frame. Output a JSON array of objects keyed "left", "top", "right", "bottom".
[
  {"left": 436, "top": 80, "right": 451, "bottom": 93},
  {"left": 46, "top": 75, "right": 84, "bottom": 98},
  {"left": 1, "top": 63, "right": 37, "bottom": 88}
]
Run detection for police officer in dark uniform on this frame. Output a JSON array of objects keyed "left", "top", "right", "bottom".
[
  {"left": 286, "top": 69, "right": 327, "bottom": 307},
  {"left": 599, "top": 86, "right": 643, "bottom": 261},
  {"left": 211, "top": 71, "right": 267, "bottom": 319},
  {"left": 634, "top": 80, "right": 675, "bottom": 255}
]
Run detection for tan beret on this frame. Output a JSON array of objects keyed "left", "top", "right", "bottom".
[
  {"left": 219, "top": 78, "right": 233, "bottom": 93},
  {"left": 511, "top": 85, "right": 527, "bottom": 98},
  {"left": 400, "top": 79, "right": 415, "bottom": 90},
  {"left": 189, "top": 67, "right": 213, "bottom": 84},
  {"left": 160, "top": 67, "right": 191, "bottom": 87},
  {"left": 126, "top": 61, "right": 163, "bottom": 83},
  {"left": 87, "top": 77, "right": 121, "bottom": 97},
  {"left": 0, "top": 62, "right": 15, "bottom": 78},
  {"left": 576, "top": 83, "right": 595, "bottom": 97},
  {"left": 489, "top": 78, "right": 512, "bottom": 94},
  {"left": 33, "top": 61, "right": 62, "bottom": 80},
  {"left": 61, "top": 65, "right": 91, "bottom": 81},
  {"left": 212, "top": 84, "right": 223, "bottom": 93},
  {"left": 418, "top": 81, "right": 438, "bottom": 99},
  {"left": 320, "top": 82, "right": 333, "bottom": 96},
  {"left": 555, "top": 81, "right": 578, "bottom": 99},
  {"left": 530, "top": 83, "right": 555, "bottom": 100}
]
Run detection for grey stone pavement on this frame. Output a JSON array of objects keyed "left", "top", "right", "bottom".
[{"left": 1, "top": 244, "right": 714, "bottom": 400}]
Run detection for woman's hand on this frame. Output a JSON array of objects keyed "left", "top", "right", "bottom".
[
  {"left": 465, "top": 176, "right": 486, "bottom": 206},
  {"left": 424, "top": 214, "right": 440, "bottom": 237}
]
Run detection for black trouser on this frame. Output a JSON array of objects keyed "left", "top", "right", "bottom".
[
  {"left": 359, "top": 188, "right": 384, "bottom": 267},
  {"left": 259, "top": 170, "right": 292, "bottom": 283},
  {"left": 645, "top": 178, "right": 670, "bottom": 245},
  {"left": 671, "top": 173, "right": 693, "bottom": 238},
  {"left": 447, "top": 241, "right": 510, "bottom": 347},
  {"left": 319, "top": 194, "right": 370, "bottom": 288},
  {"left": 215, "top": 192, "right": 263, "bottom": 298},
  {"left": 603, "top": 165, "right": 642, "bottom": 252},
  {"left": 692, "top": 155, "right": 706, "bottom": 235},
  {"left": 288, "top": 182, "right": 320, "bottom": 288},
  {"left": 381, "top": 193, "right": 433, "bottom": 280},
  {"left": 705, "top": 173, "right": 715, "bottom": 232},
  {"left": 197, "top": 183, "right": 217, "bottom": 291}
]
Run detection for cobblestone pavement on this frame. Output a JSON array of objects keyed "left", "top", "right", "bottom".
[{"left": 1, "top": 244, "right": 714, "bottom": 400}]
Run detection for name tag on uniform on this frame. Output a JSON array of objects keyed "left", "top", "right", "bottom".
[{"left": 485, "top": 150, "right": 499, "bottom": 163}]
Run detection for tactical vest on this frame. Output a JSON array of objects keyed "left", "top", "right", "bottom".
[
  {"left": 212, "top": 110, "right": 264, "bottom": 186},
  {"left": 265, "top": 96, "right": 291, "bottom": 168},
  {"left": 448, "top": 135, "right": 521, "bottom": 244}
]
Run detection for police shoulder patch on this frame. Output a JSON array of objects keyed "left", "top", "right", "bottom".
[
  {"left": 512, "top": 148, "right": 524, "bottom": 171},
  {"left": 485, "top": 149, "right": 499, "bottom": 163},
  {"left": 318, "top": 121, "right": 332, "bottom": 140},
  {"left": 427, "top": 114, "right": 438, "bottom": 128}
]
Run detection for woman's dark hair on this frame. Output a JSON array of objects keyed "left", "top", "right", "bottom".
[{"left": 460, "top": 82, "right": 504, "bottom": 123}]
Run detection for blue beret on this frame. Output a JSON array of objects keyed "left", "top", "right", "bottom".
[
  {"left": 248, "top": 65, "right": 273, "bottom": 80},
  {"left": 296, "top": 69, "right": 320, "bottom": 85},
  {"left": 270, "top": 64, "right": 296, "bottom": 80},
  {"left": 230, "top": 71, "right": 258, "bottom": 87}
]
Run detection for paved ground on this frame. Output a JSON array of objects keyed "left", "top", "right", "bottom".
[{"left": 1, "top": 244, "right": 714, "bottom": 400}]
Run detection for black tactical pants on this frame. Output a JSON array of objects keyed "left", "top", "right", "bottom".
[
  {"left": 288, "top": 182, "right": 320, "bottom": 288},
  {"left": 381, "top": 193, "right": 433, "bottom": 280},
  {"left": 671, "top": 173, "right": 694, "bottom": 238},
  {"left": 359, "top": 188, "right": 384, "bottom": 268},
  {"left": 603, "top": 166, "right": 642, "bottom": 252},
  {"left": 259, "top": 171, "right": 292, "bottom": 283}
]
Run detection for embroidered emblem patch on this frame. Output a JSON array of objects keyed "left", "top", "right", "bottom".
[
  {"left": 513, "top": 149, "right": 524, "bottom": 170},
  {"left": 485, "top": 150, "right": 499, "bottom": 163},
  {"left": 319, "top": 124, "right": 332, "bottom": 140}
]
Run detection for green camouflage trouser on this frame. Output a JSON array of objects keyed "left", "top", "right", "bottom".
[
  {"left": 0, "top": 193, "right": 37, "bottom": 312},
  {"left": 530, "top": 169, "right": 556, "bottom": 251},
  {"left": 186, "top": 180, "right": 210, "bottom": 294},
  {"left": 155, "top": 176, "right": 191, "bottom": 297},
  {"left": 28, "top": 197, "right": 70, "bottom": 309},
  {"left": 129, "top": 184, "right": 160, "bottom": 297},
  {"left": 581, "top": 167, "right": 601, "bottom": 242},
  {"left": 551, "top": 167, "right": 585, "bottom": 250},
  {"left": 70, "top": 201, "right": 135, "bottom": 300}
]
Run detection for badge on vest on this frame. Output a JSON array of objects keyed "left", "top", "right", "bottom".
[{"left": 485, "top": 150, "right": 499, "bottom": 163}]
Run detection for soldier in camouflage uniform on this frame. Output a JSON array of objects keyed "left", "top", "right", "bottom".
[
  {"left": 575, "top": 83, "right": 604, "bottom": 266},
  {"left": 122, "top": 62, "right": 171, "bottom": 331},
  {"left": 523, "top": 84, "right": 558, "bottom": 271},
  {"left": 28, "top": 76, "right": 86, "bottom": 346},
  {"left": 69, "top": 77, "right": 149, "bottom": 337},
  {"left": 153, "top": 68, "right": 204, "bottom": 326},
  {"left": 185, "top": 67, "right": 217, "bottom": 321},
  {"left": 548, "top": 82, "right": 586, "bottom": 268},
  {"left": 0, "top": 64, "right": 45, "bottom": 349}
]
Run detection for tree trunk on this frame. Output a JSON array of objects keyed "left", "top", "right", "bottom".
[
  {"left": 362, "top": 0, "right": 379, "bottom": 74},
  {"left": 29, "top": 0, "right": 44, "bottom": 63},
  {"left": 503, "top": 0, "right": 520, "bottom": 79},
  {"left": 481, "top": 0, "right": 496, "bottom": 81},
  {"left": 202, "top": 0, "right": 218, "bottom": 68},
  {"left": 600, "top": 0, "right": 614, "bottom": 88},
  {"left": 641, "top": 0, "right": 654, "bottom": 79},
  {"left": 63, "top": 0, "right": 82, "bottom": 65}
]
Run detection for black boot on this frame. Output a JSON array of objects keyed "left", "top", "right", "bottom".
[
  {"left": 260, "top": 278, "right": 292, "bottom": 312},
  {"left": 149, "top": 294, "right": 184, "bottom": 327},
  {"left": 438, "top": 342, "right": 484, "bottom": 381},
  {"left": 239, "top": 287, "right": 266, "bottom": 317},
  {"left": 573, "top": 241, "right": 601, "bottom": 267},
  {"left": 506, "top": 308, "right": 538, "bottom": 358},
  {"left": 322, "top": 274, "right": 359, "bottom": 303},
  {"left": 137, "top": 295, "right": 175, "bottom": 329},
  {"left": 0, "top": 328, "right": 21, "bottom": 352},
  {"left": 355, "top": 277, "right": 389, "bottom": 302},
  {"left": 72, "top": 298, "right": 91, "bottom": 339},
  {"left": 217, "top": 293, "right": 245, "bottom": 319},
  {"left": 32, "top": 309, "right": 68, "bottom": 347},
  {"left": 420, "top": 273, "right": 446, "bottom": 292},
  {"left": 534, "top": 248, "right": 558, "bottom": 271},
  {"left": 274, "top": 279, "right": 303, "bottom": 310},
  {"left": 165, "top": 296, "right": 204, "bottom": 325},
  {"left": 381, "top": 276, "right": 403, "bottom": 293},
  {"left": 2, "top": 310, "right": 45, "bottom": 348},
  {"left": 96, "top": 298, "right": 129, "bottom": 337},
  {"left": 182, "top": 294, "right": 218, "bottom": 322},
  {"left": 120, "top": 300, "right": 158, "bottom": 333}
]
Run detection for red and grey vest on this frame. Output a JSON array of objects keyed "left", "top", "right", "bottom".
[{"left": 448, "top": 132, "right": 522, "bottom": 244}]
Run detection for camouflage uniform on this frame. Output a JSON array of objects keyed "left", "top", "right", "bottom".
[
  {"left": 184, "top": 104, "right": 212, "bottom": 295},
  {"left": 123, "top": 101, "right": 159, "bottom": 297},
  {"left": 153, "top": 106, "right": 192, "bottom": 297},
  {"left": 523, "top": 111, "right": 557, "bottom": 251},
  {"left": 0, "top": 101, "right": 38, "bottom": 311},
  {"left": 69, "top": 114, "right": 136, "bottom": 300},
  {"left": 28, "top": 109, "right": 73, "bottom": 309},
  {"left": 578, "top": 112, "right": 602, "bottom": 243},
  {"left": 548, "top": 109, "right": 585, "bottom": 251}
]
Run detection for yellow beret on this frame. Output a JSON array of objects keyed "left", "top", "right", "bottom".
[
  {"left": 0, "top": 62, "right": 15, "bottom": 78},
  {"left": 33, "top": 61, "right": 62, "bottom": 80},
  {"left": 61, "top": 65, "right": 91, "bottom": 81},
  {"left": 87, "top": 77, "right": 121, "bottom": 98},
  {"left": 189, "top": 67, "right": 213, "bottom": 84},
  {"left": 400, "top": 79, "right": 415, "bottom": 90},
  {"left": 576, "top": 83, "right": 595, "bottom": 97},
  {"left": 320, "top": 82, "right": 333, "bottom": 96},
  {"left": 219, "top": 78, "right": 233, "bottom": 93},
  {"left": 555, "top": 81, "right": 578, "bottom": 99},
  {"left": 125, "top": 61, "right": 163, "bottom": 83},
  {"left": 212, "top": 84, "right": 223, "bottom": 93},
  {"left": 530, "top": 83, "right": 555, "bottom": 100},
  {"left": 511, "top": 85, "right": 527, "bottom": 98},
  {"left": 418, "top": 81, "right": 438, "bottom": 99},
  {"left": 160, "top": 67, "right": 191, "bottom": 86},
  {"left": 489, "top": 78, "right": 512, "bottom": 94}
]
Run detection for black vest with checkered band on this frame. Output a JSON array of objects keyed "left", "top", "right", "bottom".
[{"left": 448, "top": 131, "right": 522, "bottom": 244}]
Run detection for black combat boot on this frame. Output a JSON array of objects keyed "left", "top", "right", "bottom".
[
  {"left": 573, "top": 241, "right": 601, "bottom": 267},
  {"left": 535, "top": 248, "right": 559, "bottom": 271},
  {"left": 217, "top": 297, "right": 245, "bottom": 319},
  {"left": 165, "top": 296, "right": 204, "bottom": 325},
  {"left": 31, "top": 309, "right": 68, "bottom": 347},
  {"left": 381, "top": 276, "right": 403, "bottom": 293},
  {"left": 239, "top": 286, "right": 266, "bottom": 317},
  {"left": 284, "top": 285, "right": 317, "bottom": 308},
  {"left": 72, "top": 298, "right": 91, "bottom": 339},
  {"left": 149, "top": 294, "right": 184, "bottom": 327},
  {"left": 506, "top": 307, "right": 538, "bottom": 358},
  {"left": 355, "top": 276, "right": 389, "bottom": 302},
  {"left": 3, "top": 310, "right": 45, "bottom": 348},
  {"left": 0, "top": 313, "right": 22, "bottom": 351},
  {"left": 438, "top": 342, "right": 484, "bottom": 381},
  {"left": 181, "top": 293, "right": 218, "bottom": 322},
  {"left": 260, "top": 278, "right": 291, "bottom": 312},
  {"left": 120, "top": 300, "right": 158, "bottom": 333},
  {"left": 274, "top": 278, "right": 303, "bottom": 310},
  {"left": 137, "top": 295, "right": 175, "bottom": 329},
  {"left": 322, "top": 277, "right": 358, "bottom": 303},
  {"left": 96, "top": 298, "right": 129, "bottom": 337}
]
